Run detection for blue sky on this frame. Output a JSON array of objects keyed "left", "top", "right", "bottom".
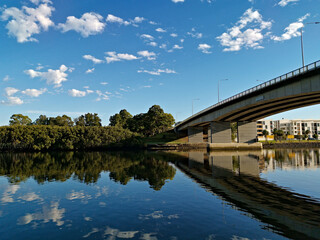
[{"left": 1, "top": 0, "right": 320, "bottom": 125}]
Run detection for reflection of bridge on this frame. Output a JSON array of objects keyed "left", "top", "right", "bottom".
[
  {"left": 175, "top": 151, "right": 320, "bottom": 239},
  {"left": 175, "top": 61, "right": 320, "bottom": 144}
]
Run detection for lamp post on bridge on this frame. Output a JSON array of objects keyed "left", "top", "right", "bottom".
[
  {"left": 192, "top": 98, "right": 200, "bottom": 115},
  {"left": 300, "top": 21, "right": 320, "bottom": 68},
  {"left": 218, "top": 79, "right": 228, "bottom": 103}
]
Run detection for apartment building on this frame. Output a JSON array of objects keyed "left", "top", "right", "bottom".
[{"left": 257, "top": 119, "right": 320, "bottom": 138}]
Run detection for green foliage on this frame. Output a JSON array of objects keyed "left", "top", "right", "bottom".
[
  {"left": 9, "top": 114, "right": 32, "bottom": 126},
  {"left": 0, "top": 126, "right": 139, "bottom": 151},
  {"left": 109, "top": 109, "right": 132, "bottom": 128},
  {"left": 49, "top": 115, "right": 74, "bottom": 126},
  {"left": 34, "top": 115, "right": 49, "bottom": 125},
  {"left": 75, "top": 113, "right": 102, "bottom": 126}
]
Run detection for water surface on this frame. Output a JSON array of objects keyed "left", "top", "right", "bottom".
[{"left": 0, "top": 150, "right": 320, "bottom": 240}]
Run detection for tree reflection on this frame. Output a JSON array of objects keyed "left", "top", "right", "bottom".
[{"left": 0, "top": 152, "right": 176, "bottom": 190}]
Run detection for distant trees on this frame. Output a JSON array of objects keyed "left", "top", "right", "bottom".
[
  {"left": 75, "top": 113, "right": 102, "bottom": 126},
  {"left": 7, "top": 105, "right": 175, "bottom": 137},
  {"left": 110, "top": 105, "right": 175, "bottom": 136},
  {"left": 109, "top": 110, "right": 132, "bottom": 128},
  {"left": 9, "top": 114, "right": 32, "bottom": 126}
]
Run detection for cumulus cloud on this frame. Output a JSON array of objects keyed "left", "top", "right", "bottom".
[
  {"left": 21, "top": 88, "right": 47, "bottom": 97},
  {"left": 1, "top": 87, "right": 23, "bottom": 105},
  {"left": 198, "top": 43, "right": 212, "bottom": 54},
  {"left": 106, "top": 14, "right": 130, "bottom": 25},
  {"left": 68, "top": 89, "right": 87, "bottom": 97},
  {"left": 216, "top": 8, "right": 272, "bottom": 51},
  {"left": 278, "top": 0, "right": 299, "bottom": 7},
  {"left": 140, "top": 34, "right": 154, "bottom": 40},
  {"left": 96, "top": 90, "right": 111, "bottom": 101},
  {"left": 25, "top": 65, "right": 69, "bottom": 88},
  {"left": 148, "top": 41, "right": 158, "bottom": 47},
  {"left": 105, "top": 52, "right": 138, "bottom": 63},
  {"left": 170, "top": 33, "right": 178, "bottom": 37},
  {"left": 156, "top": 28, "right": 166, "bottom": 33},
  {"left": 58, "top": 12, "right": 105, "bottom": 37},
  {"left": 271, "top": 14, "right": 309, "bottom": 41},
  {"left": 172, "top": 0, "right": 185, "bottom": 3},
  {"left": 137, "top": 68, "right": 177, "bottom": 76},
  {"left": 137, "top": 51, "right": 156, "bottom": 60},
  {"left": 85, "top": 68, "right": 95, "bottom": 74},
  {"left": 187, "top": 28, "right": 203, "bottom": 39},
  {"left": 83, "top": 55, "right": 103, "bottom": 64},
  {"left": 1, "top": 2, "right": 54, "bottom": 43}
]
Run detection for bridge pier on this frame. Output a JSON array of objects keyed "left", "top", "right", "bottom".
[
  {"left": 237, "top": 121, "right": 257, "bottom": 143},
  {"left": 210, "top": 122, "right": 232, "bottom": 143},
  {"left": 188, "top": 126, "right": 203, "bottom": 143}
]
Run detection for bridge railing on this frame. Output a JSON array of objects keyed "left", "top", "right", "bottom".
[{"left": 177, "top": 60, "right": 320, "bottom": 127}]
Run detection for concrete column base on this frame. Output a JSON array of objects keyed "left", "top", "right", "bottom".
[
  {"left": 237, "top": 121, "right": 257, "bottom": 143},
  {"left": 210, "top": 122, "right": 232, "bottom": 143},
  {"left": 188, "top": 127, "right": 203, "bottom": 143}
]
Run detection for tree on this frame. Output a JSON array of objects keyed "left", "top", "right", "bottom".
[
  {"left": 109, "top": 109, "right": 132, "bottom": 128},
  {"left": 313, "top": 133, "right": 318, "bottom": 140},
  {"left": 262, "top": 130, "right": 269, "bottom": 141},
  {"left": 231, "top": 123, "right": 237, "bottom": 142},
  {"left": 75, "top": 113, "right": 101, "bottom": 126},
  {"left": 9, "top": 114, "right": 32, "bottom": 126},
  {"left": 34, "top": 115, "right": 49, "bottom": 125},
  {"left": 48, "top": 115, "right": 74, "bottom": 127}
]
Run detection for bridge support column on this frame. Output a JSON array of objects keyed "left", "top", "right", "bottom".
[
  {"left": 210, "top": 122, "right": 232, "bottom": 143},
  {"left": 237, "top": 121, "right": 257, "bottom": 143},
  {"left": 188, "top": 127, "right": 203, "bottom": 143}
]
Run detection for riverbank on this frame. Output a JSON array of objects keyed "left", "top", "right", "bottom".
[{"left": 262, "top": 141, "right": 320, "bottom": 149}]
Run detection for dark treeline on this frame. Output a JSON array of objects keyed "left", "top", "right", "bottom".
[
  {"left": 1, "top": 105, "right": 175, "bottom": 151},
  {"left": 0, "top": 151, "right": 177, "bottom": 190}
]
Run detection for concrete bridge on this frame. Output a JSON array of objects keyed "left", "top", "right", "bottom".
[{"left": 175, "top": 60, "right": 320, "bottom": 143}]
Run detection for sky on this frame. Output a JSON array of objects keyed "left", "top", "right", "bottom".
[{"left": 0, "top": 0, "right": 320, "bottom": 126}]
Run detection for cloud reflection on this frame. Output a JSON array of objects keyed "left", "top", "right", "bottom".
[
  {"left": 17, "top": 202, "right": 65, "bottom": 226},
  {"left": 1, "top": 185, "right": 20, "bottom": 203}
]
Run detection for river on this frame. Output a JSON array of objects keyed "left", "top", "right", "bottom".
[{"left": 0, "top": 149, "right": 319, "bottom": 240}]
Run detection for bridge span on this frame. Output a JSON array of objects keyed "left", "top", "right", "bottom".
[{"left": 175, "top": 60, "right": 320, "bottom": 143}]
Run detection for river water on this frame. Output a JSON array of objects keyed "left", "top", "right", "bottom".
[{"left": 0, "top": 149, "right": 319, "bottom": 240}]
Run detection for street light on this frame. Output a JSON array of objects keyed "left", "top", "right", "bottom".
[
  {"left": 300, "top": 21, "right": 320, "bottom": 67},
  {"left": 218, "top": 79, "right": 228, "bottom": 102},
  {"left": 192, "top": 98, "right": 200, "bottom": 115}
]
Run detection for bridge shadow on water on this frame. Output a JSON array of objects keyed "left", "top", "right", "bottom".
[{"left": 175, "top": 149, "right": 320, "bottom": 240}]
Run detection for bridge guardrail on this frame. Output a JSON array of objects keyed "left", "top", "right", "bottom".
[{"left": 176, "top": 60, "right": 320, "bottom": 128}]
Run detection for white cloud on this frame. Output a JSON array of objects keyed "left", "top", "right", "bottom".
[
  {"left": 106, "top": 14, "right": 130, "bottom": 25},
  {"left": 96, "top": 90, "right": 110, "bottom": 101},
  {"left": 156, "top": 28, "right": 166, "bottom": 33},
  {"left": 1, "top": 88, "right": 23, "bottom": 106},
  {"left": 187, "top": 28, "right": 203, "bottom": 39},
  {"left": 21, "top": 88, "right": 47, "bottom": 97},
  {"left": 148, "top": 41, "right": 158, "bottom": 47},
  {"left": 278, "top": 0, "right": 299, "bottom": 7},
  {"left": 19, "top": 192, "right": 42, "bottom": 202},
  {"left": 198, "top": 43, "right": 212, "bottom": 54},
  {"left": 105, "top": 52, "right": 138, "bottom": 63},
  {"left": 1, "top": 3, "right": 54, "bottom": 43},
  {"left": 3, "top": 75, "right": 10, "bottom": 81},
  {"left": 137, "top": 51, "right": 156, "bottom": 60},
  {"left": 86, "top": 68, "right": 95, "bottom": 74},
  {"left": 83, "top": 55, "right": 103, "bottom": 64},
  {"left": 170, "top": 33, "right": 178, "bottom": 37},
  {"left": 271, "top": 14, "right": 309, "bottom": 41},
  {"left": 216, "top": 8, "right": 272, "bottom": 51},
  {"left": 173, "top": 44, "right": 183, "bottom": 49},
  {"left": 25, "top": 65, "right": 69, "bottom": 88},
  {"left": 172, "top": 0, "right": 185, "bottom": 3},
  {"left": 140, "top": 34, "right": 154, "bottom": 40},
  {"left": 1, "top": 185, "right": 20, "bottom": 203},
  {"left": 132, "top": 17, "right": 145, "bottom": 23},
  {"left": 58, "top": 12, "right": 105, "bottom": 37},
  {"left": 68, "top": 89, "right": 87, "bottom": 97},
  {"left": 100, "top": 82, "right": 108, "bottom": 85},
  {"left": 137, "top": 68, "right": 177, "bottom": 76}
]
